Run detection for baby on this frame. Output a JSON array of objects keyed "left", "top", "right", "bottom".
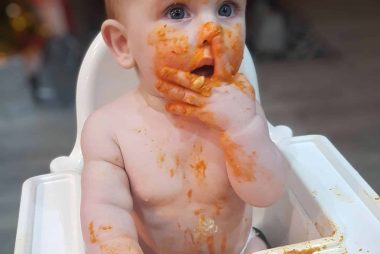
[{"left": 80, "top": 0, "right": 288, "bottom": 253}]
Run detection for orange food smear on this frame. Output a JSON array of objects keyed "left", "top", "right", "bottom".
[
  {"left": 221, "top": 234, "right": 227, "bottom": 254},
  {"left": 214, "top": 200, "right": 224, "bottom": 216},
  {"left": 197, "top": 22, "right": 222, "bottom": 46},
  {"left": 187, "top": 189, "right": 193, "bottom": 201},
  {"left": 197, "top": 111, "right": 220, "bottom": 130},
  {"left": 159, "top": 153, "right": 166, "bottom": 163},
  {"left": 192, "top": 160, "right": 207, "bottom": 181},
  {"left": 169, "top": 168, "right": 175, "bottom": 177},
  {"left": 157, "top": 151, "right": 166, "bottom": 167},
  {"left": 211, "top": 36, "right": 234, "bottom": 82},
  {"left": 194, "top": 208, "right": 203, "bottom": 216},
  {"left": 184, "top": 210, "right": 219, "bottom": 252},
  {"left": 189, "top": 49, "right": 207, "bottom": 71},
  {"left": 231, "top": 23, "right": 243, "bottom": 67},
  {"left": 166, "top": 103, "right": 197, "bottom": 116},
  {"left": 225, "top": 29, "right": 233, "bottom": 39},
  {"left": 220, "top": 133, "right": 255, "bottom": 182},
  {"left": 233, "top": 74, "right": 256, "bottom": 97},
  {"left": 148, "top": 25, "right": 192, "bottom": 73},
  {"left": 88, "top": 224, "right": 142, "bottom": 254},
  {"left": 149, "top": 26, "right": 189, "bottom": 55},
  {"left": 150, "top": 21, "right": 250, "bottom": 133},
  {"left": 99, "top": 225, "right": 113, "bottom": 231},
  {"left": 207, "top": 235, "right": 215, "bottom": 254},
  {"left": 175, "top": 155, "right": 181, "bottom": 168},
  {"left": 89, "top": 222, "right": 98, "bottom": 243},
  {"left": 159, "top": 67, "right": 211, "bottom": 98},
  {"left": 100, "top": 244, "right": 119, "bottom": 254},
  {"left": 149, "top": 21, "right": 244, "bottom": 80},
  {"left": 187, "top": 143, "right": 209, "bottom": 183},
  {"left": 283, "top": 247, "right": 321, "bottom": 254},
  {"left": 99, "top": 241, "right": 143, "bottom": 254}
]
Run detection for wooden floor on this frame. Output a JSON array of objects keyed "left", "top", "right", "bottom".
[
  {"left": 257, "top": 0, "right": 380, "bottom": 192},
  {"left": 0, "top": 0, "right": 379, "bottom": 253}
]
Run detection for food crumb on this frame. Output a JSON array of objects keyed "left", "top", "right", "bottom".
[
  {"left": 187, "top": 189, "right": 193, "bottom": 200},
  {"left": 283, "top": 247, "right": 321, "bottom": 254},
  {"left": 99, "top": 225, "right": 113, "bottom": 231},
  {"left": 88, "top": 222, "right": 98, "bottom": 243}
]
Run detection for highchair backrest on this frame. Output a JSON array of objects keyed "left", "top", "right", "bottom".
[{"left": 50, "top": 33, "right": 291, "bottom": 173}]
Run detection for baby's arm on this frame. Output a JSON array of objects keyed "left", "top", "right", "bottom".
[
  {"left": 81, "top": 113, "right": 143, "bottom": 254},
  {"left": 219, "top": 101, "right": 287, "bottom": 207}
]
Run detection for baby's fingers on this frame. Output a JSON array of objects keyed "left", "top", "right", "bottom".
[
  {"left": 159, "top": 67, "right": 212, "bottom": 96},
  {"left": 156, "top": 81, "right": 205, "bottom": 107},
  {"left": 166, "top": 103, "right": 218, "bottom": 128},
  {"left": 212, "top": 35, "right": 234, "bottom": 81},
  {"left": 165, "top": 103, "right": 200, "bottom": 117}
]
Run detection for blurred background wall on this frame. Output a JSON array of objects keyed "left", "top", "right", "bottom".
[{"left": 0, "top": 0, "right": 379, "bottom": 253}]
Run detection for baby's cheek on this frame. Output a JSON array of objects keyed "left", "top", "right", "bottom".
[
  {"left": 156, "top": 41, "right": 191, "bottom": 70},
  {"left": 148, "top": 25, "right": 196, "bottom": 72},
  {"left": 223, "top": 24, "right": 244, "bottom": 74},
  {"left": 156, "top": 50, "right": 191, "bottom": 71}
]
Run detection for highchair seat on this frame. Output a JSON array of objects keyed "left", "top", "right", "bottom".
[{"left": 15, "top": 33, "right": 380, "bottom": 254}]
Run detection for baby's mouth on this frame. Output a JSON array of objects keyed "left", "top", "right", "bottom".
[{"left": 191, "top": 65, "right": 214, "bottom": 78}]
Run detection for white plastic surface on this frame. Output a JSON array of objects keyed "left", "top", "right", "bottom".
[
  {"left": 273, "top": 135, "right": 380, "bottom": 253},
  {"left": 15, "top": 172, "right": 85, "bottom": 254}
]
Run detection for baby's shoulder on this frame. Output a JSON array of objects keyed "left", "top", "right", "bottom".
[{"left": 83, "top": 90, "right": 143, "bottom": 136}]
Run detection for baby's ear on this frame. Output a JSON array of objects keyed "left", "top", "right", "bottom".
[{"left": 101, "top": 20, "right": 135, "bottom": 69}]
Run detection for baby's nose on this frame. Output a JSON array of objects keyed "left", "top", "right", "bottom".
[
  {"left": 197, "top": 22, "right": 223, "bottom": 47},
  {"left": 202, "top": 46, "right": 212, "bottom": 59}
]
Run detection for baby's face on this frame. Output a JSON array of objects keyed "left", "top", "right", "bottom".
[{"left": 119, "top": 0, "right": 247, "bottom": 94}]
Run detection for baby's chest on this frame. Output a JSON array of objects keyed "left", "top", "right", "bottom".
[{"left": 118, "top": 128, "right": 230, "bottom": 204}]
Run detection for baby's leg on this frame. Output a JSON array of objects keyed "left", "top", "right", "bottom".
[{"left": 241, "top": 228, "right": 269, "bottom": 254}]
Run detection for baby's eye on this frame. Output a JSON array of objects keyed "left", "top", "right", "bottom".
[
  {"left": 218, "top": 3, "right": 235, "bottom": 17},
  {"left": 166, "top": 5, "right": 190, "bottom": 20}
]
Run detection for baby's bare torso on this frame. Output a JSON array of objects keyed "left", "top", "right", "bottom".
[{"left": 102, "top": 90, "right": 252, "bottom": 254}]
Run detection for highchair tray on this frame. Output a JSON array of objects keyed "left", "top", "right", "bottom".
[{"left": 14, "top": 135, "right": 380, "bottom": 254}]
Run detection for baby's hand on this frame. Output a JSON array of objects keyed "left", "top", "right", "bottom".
[{"left": 157, "top": 35, "right": 256, "bottom": 133}]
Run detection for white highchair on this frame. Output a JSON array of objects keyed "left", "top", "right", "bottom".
[{"left": 15, "top": 33, "right": 380, "bottom": 254}]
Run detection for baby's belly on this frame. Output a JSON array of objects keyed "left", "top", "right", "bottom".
[
  {"left": 136, "top": 198, "right": 253, "bottom": 254},
  {"left": 120, "top": 123, "right": 253, "bottom": 253}
]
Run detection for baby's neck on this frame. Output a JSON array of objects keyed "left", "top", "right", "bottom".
[{"left": 137, "top": 86, "right": 168, "bottom": 114}]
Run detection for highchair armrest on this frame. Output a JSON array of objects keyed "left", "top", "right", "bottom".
[
  {"left": 14, "top": 172, "right": 85, "bottom": 254},
  {"left": 268, "top": 123, "right": 293, "bottom": 144},
  {"left": 50, "top": 153, "right": 83, "bottom": 173}
]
